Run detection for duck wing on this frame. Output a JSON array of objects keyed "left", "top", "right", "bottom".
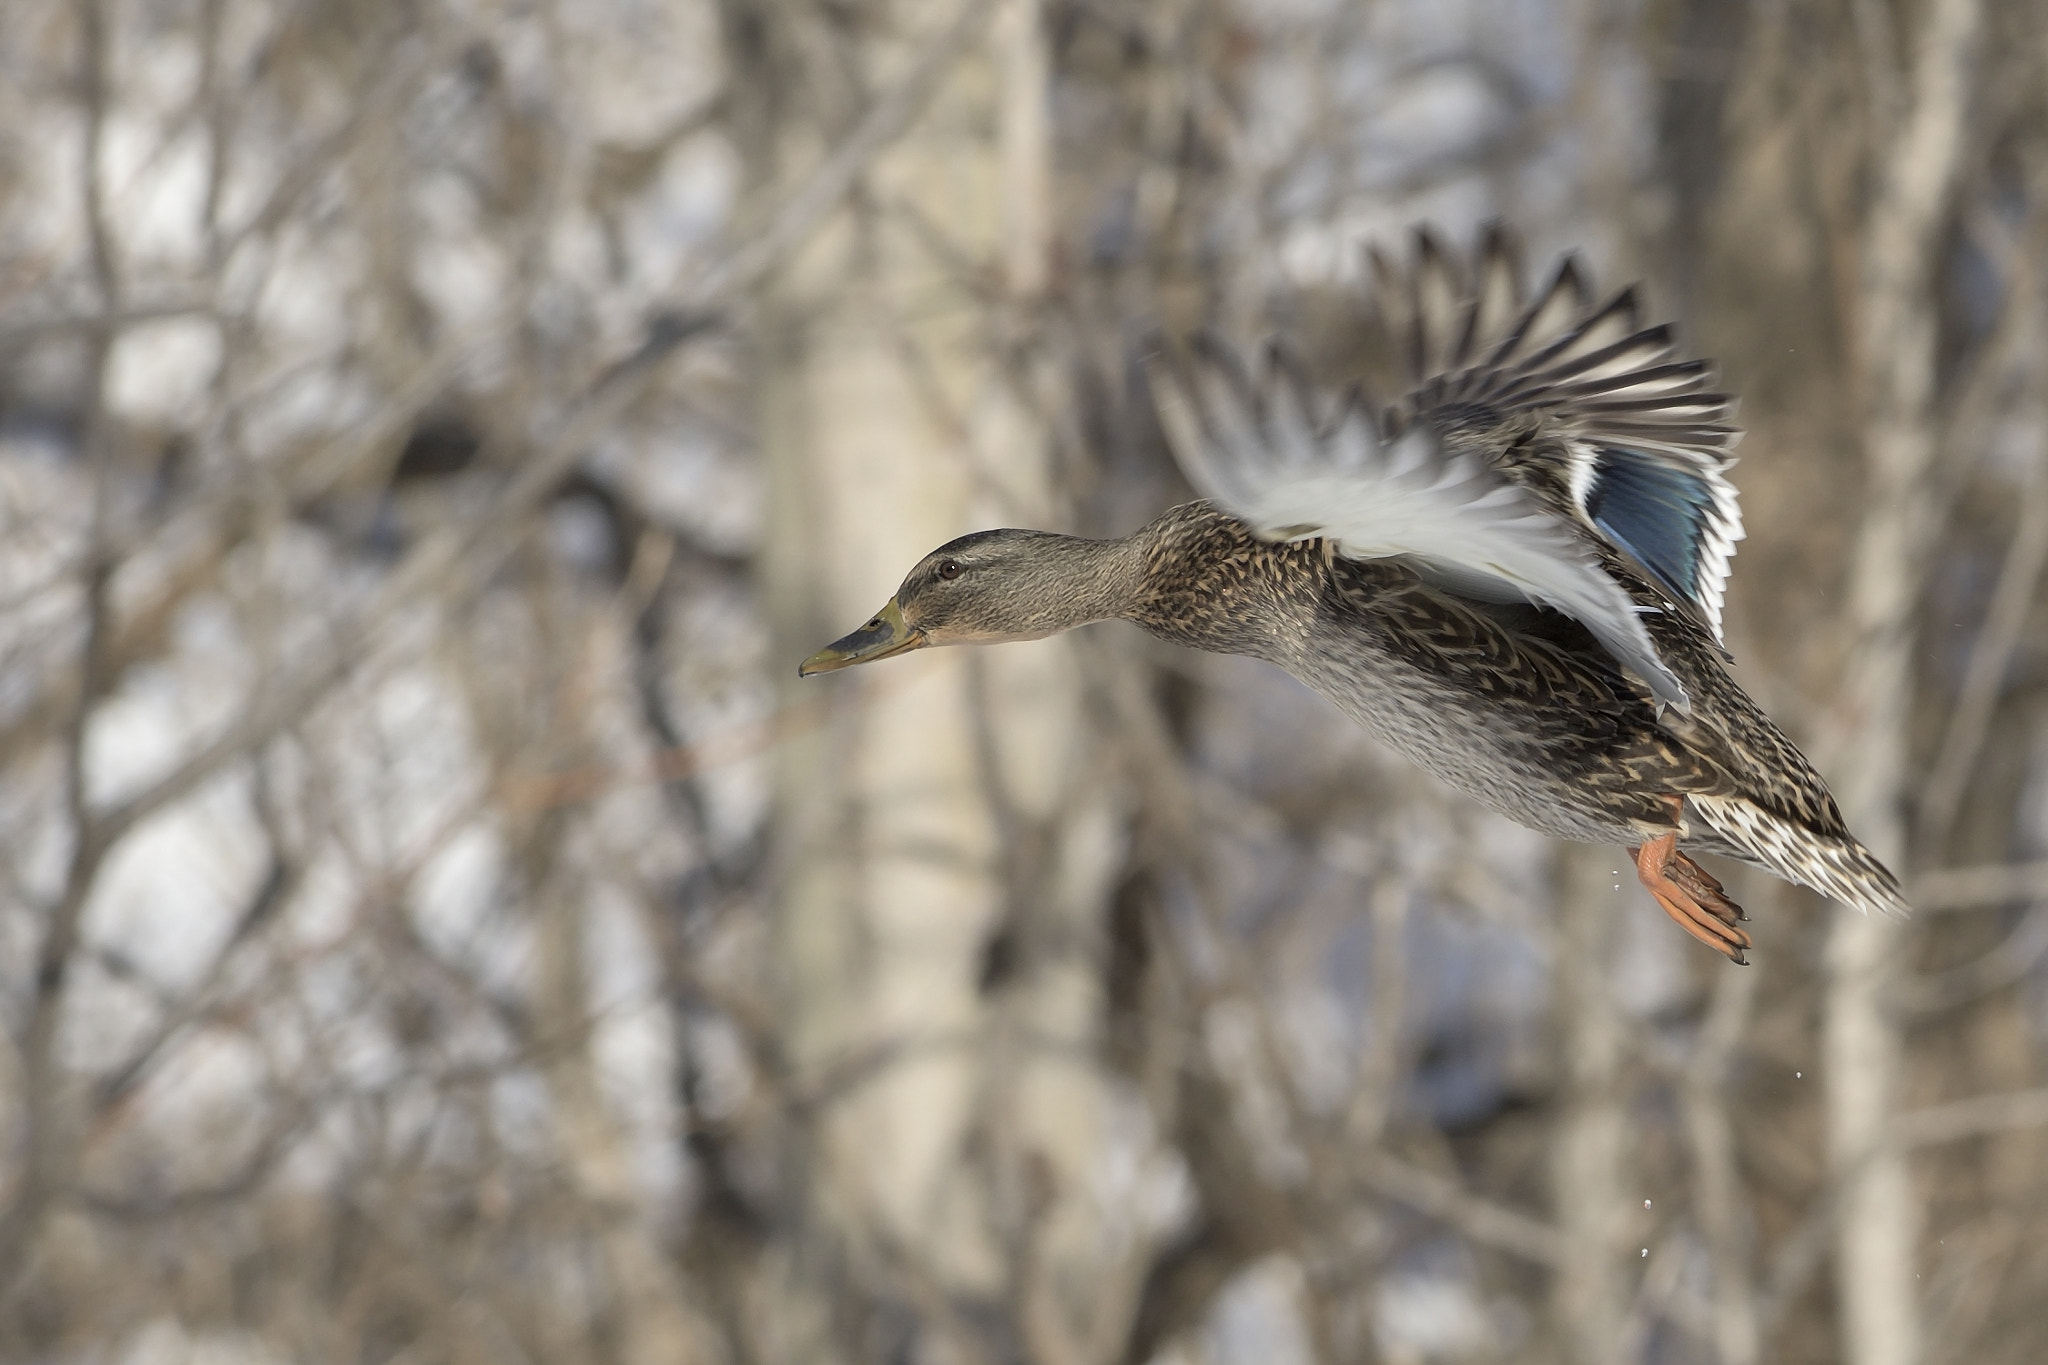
[
  {"left": 1378, "top": 225, "right": 1744, "bottom": 639},
  {"left": 1146, "top": 227, "right": 1745, "bottom": 714},
  {"left": 1146, "top": 329, "right": 1693, "bottom": 713}
]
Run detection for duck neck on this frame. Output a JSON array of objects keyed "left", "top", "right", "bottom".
[
  {"left": 1119, "top": 503, "right": 1305, "bottom": 660},
  {"left": 1007, "top": 505, "right": 1297, "bottom": 651},
  {"left": 1033, "top": 531, "right": 1151, "bottom": 633}
]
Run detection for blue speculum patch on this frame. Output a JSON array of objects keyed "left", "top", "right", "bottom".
[{"left": 1585, "top": 446, "right": 1714, "bottom": 611}]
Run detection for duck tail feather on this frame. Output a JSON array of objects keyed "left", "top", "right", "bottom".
[{"left": 1689, "top": 794, "right": 1911, "bottom": 919}]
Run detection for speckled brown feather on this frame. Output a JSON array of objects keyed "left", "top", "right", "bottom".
[{"left": 1120, "top": 500, "right": 1900, "bottom": 914}]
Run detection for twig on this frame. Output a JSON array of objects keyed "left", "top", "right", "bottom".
[
  {"left": 1756, "top": 1081, "right": 2048, "bottom": 1334},
  {"left": 80, "top": 0, "right": 1009, "bottom": 856},
  {"left": 1919, "top": 439, "right": 2048, "bottom": 843},
  {"left": 1894, "top": 1087, "right": 2048, "bottom": 1148},
  {"left": 1353, "top": 1150, "right": 1565, "bottom": 1267},
  {"left": 1909, "top": 860, "right": 2048, "bottom": 910},
  {"left": 1618, "top": 1234, "right": 1697, "bottom": 1362},
  {"left": 1681, "top": 959, "right": 1763, "bottom": 1365},
  {"left": 499, "top": 695, "right": 829, "bottom": 811},
  {"left": 1890, "top": 902, "right": 2048, "bottom": 1013},
  {"left": 0, "top": 298, "right": 222, "bottom": 346},
  {"left": 0, "top": 0, "right": 122, "bottom": 1295},
  {"left": 679, "top": 0, "right": 1004, "bottom": 309}
]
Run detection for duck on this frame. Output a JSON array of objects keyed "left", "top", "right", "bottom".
[{"left": 797, "top": 225, "right": 1907, "bottom": 963}]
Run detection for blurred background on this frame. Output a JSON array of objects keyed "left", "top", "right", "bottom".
[{"left": 1, "top": 0, "right": 2044, "bottom": 1362}]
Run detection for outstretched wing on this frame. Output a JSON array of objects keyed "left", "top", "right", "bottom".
[
  {"left": 1146, "top": 331, "right": 1694, "bottom": 712},
  {"left": 1374, "top": 225, "right": 1744, "bottom": 637}
]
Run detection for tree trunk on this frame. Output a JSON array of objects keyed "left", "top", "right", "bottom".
[
  {"left": 1823, "top": 3, "right": 1982, "bottom": 1363},
  {"left": 752, "top": 0, "right": 1124, "bottom": 1354},
  {"left": 1550, "top": 844, "right": 1634, "bottom": 1365}
]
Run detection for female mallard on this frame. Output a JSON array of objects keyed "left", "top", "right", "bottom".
[{"left": 798, "top": 227, "right": 1907, "bottom": 962}]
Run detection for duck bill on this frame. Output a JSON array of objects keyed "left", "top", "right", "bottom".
[{"left": 798, "top": 599, "right": 928, "bottom": 676}]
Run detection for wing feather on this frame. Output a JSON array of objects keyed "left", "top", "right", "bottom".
[
  {"left": 1400, "top": 235, "right": 1746, "bottom": 637},
  {"left": 1144, "top": 224, "right": 1749, "bottom": 704},
  {"left": 1146, "top": 333, "right": 1694, "bottom": 711},
  {"left": 1458, "top": 222, "right": 1524, "bottom": 368},
  {"left": 1484, "top": 255, "right": 1592, "bottom": 371}
]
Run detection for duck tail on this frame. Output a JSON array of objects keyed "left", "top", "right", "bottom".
[{"left": 1689, "top": 794, "right": 1911, "bottom": 919}]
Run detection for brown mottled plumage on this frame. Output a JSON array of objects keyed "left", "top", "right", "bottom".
[
  {"left": 800, "top": 229, "right": 1907, "bottom": 962},
  {"left": 1131, "top": 503, "right": 1871, "bottom": 875}
]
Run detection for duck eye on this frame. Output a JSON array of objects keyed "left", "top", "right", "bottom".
[{"left": 937, "top": 559, "right": 962, "bottom": 581}]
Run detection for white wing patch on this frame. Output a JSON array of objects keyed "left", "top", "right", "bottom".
[{"left": 1147, "top": 336, "right": 1693, "bottom": 711}]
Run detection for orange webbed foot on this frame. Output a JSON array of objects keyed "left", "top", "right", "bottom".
[{"left": 1630, "top": 831, "right": 1752, "bottom": 964}]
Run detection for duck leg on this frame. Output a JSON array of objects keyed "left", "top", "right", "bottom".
[{"left": 1629, "top": 830, "right": 1752, "bottom": 964}]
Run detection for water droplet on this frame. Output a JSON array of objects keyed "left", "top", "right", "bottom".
[
  {"left": 1643, "top": 1199, "right": 1652, "bottom": 1210},
  {"left": 1641, "top": 1248, "right": 1649, "bottom": 1258},
  {"left": 1795, "top": 1071, "right": 1802, "bottom": 1079}
]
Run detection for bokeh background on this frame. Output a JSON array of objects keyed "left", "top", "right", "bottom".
[{"left": 2, "top": 1, "right": 2045, "bottom": 1362}]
